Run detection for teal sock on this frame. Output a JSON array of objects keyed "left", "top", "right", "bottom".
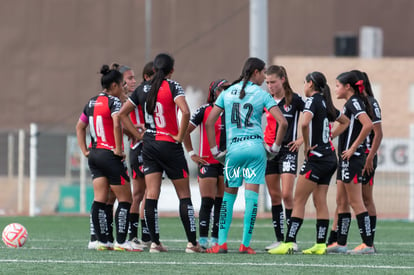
[
  {"left": 242, "top": 189, "right": 259, "bottom": 247},
  {"left": 218, "top": 192, "right": 237, "bottom": 245}
]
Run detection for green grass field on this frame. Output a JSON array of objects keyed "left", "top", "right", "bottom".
[{"left": 0, "top": 216, "right": 413, "bottom": 274}]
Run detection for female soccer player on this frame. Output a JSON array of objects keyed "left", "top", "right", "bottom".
[
  {"left": 268, "top": 71, "right": 349, "bottom": 255},
  {"left": 119, "top": 53, "right": 201, "bottom": 253},
  {"left": 327, "top": 70, "right": 382, "bottom": 251},
  {"left": 263, "top": 65, "right": 304, "bottom": 252},
  {"left": 205, "top": 57, "right": 288, "bottom": 254},
  {"left": 327, "top": 71, "right": 375, "bottom": 254},
  {"left": 183, "top": 79, "right": 229, "bottom": 250},
  {"left": 76, "top": 65, "right": 140, "bottom": 251}
]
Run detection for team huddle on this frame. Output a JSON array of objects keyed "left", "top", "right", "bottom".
[{"left": 76, "top": 53, "right": 382, "bottom": 255}]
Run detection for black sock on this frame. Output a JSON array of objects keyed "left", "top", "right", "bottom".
[
  {"left": 115, "top": 202, "right": 131, "bottom": 244},
  {"left": 141, "top": 218, "right": 151, "bottom": 242},
  {"left": 271, "top": 204, "right": 284, "bottom": 242},
  {"left": 285, "top": 208, "right": 292, "bottom": 228},
  {"left": 285, "top": 217, "right": 303, "bottom": 243},
  {"left": 105, "top": 204, "right": 114, "bottom": 243},
  {"left": 128, "top": 213, "right": 139, "bottom": 241},
  {"left": 179, "top": 198, "right": 197, "bottom": 246},
  {"left": 211, "top": 197, "right": 222, "bottom": 239},
  {"left": 316, "top": 219, "right": 329, "bottom": 244},
  {"left": 356, "top": 212, "right": 373, "bottom": 246},
  {"left": 327, "top": 229, "right": 338, "bottom": 245},
  {"left": 89, "top": 213, "right": 97, "bottom": 241},
  {"left": 337, "top": 213, "right": 351, "bottom": 246},
  {"left": 91, "top": 201, "right": 108, "bottom": 243},
  {"left": 370, "top": 215, "right": 377, "bottom": 243},
  {"left": 145, "top": 199, "right": 159, "bottom": 244},
  {"left": 199, "top": 197, "right": 214, "bottom": 238}
]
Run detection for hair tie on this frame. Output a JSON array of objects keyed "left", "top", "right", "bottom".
[{"left": 355, "top": 80, "right": 364, "bottom": 94}]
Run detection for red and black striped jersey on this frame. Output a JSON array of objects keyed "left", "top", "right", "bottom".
[
  {"left": 129, "top": 79, "right": 185, "bottom": 143},
  {"left": 190, "top": 103, "right": 226, "bottom": 164},
  {"left": 81, "top": 92, "right": 122, "bottom": 150}
]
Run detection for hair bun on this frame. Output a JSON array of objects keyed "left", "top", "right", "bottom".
[{"left": 100, "top": 64, "right": 110, "bottom": 75}]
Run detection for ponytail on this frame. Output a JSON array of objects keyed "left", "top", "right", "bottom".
[
  {"left": 146, "top": 54, "right": 174, "bottom": 115},
  {"left": 306, "top": 71, "right": 336, "bottom": 121}
]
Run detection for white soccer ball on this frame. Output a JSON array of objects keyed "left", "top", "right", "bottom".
[{"left": 2, "top": 223, "right": 28, "bottom": 248}]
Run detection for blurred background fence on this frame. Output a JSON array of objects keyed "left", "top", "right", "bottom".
[{"left": 0, "top": 124, "right": 412, "bottom": 220}]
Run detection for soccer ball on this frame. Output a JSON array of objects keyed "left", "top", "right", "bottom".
[{"left": 2, "top": 223, "right": 28, "bottom": 248}]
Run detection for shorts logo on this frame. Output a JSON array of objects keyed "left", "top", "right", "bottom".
[
  {"left": 224, "top": 160, "right": 257, "bottom": 181},
  {"left": 200, "top": 167, "right": 207, "bottom": 175}
]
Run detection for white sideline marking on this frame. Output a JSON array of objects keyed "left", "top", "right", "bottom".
[{"left": 0, "top": 259, "right": 413, "bottom": 269}]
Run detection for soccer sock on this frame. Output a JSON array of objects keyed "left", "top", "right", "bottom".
[
  {"left": 327, "top": 229, "right": 338, "bottom": 245},
  {"left": 271, "top": 204, "right": 285, "bottom": 242},
  {"left": 115, "top": 201, "right": 131, "bottom": 244},
  {"left": 128, "top": 213, "right": 139, "bottom": 241},
  {"left": 144, "top": 199, "right": 160, "bottom": 244},
  {"left": 179, "top": 198, "right": 197, "bottom": 246},
  {"left": 370, "top": 215, "right": 377, "bottom": 243},
  {"left": 89, "top": 213, "right": 97, "bottom": 242},
  {"left": 316, "top": 219, "right": 329, "bottom": 244},
  {"left": 199, "top": 197, "right": 214, "bottom": 238},
  {"left": 91, "top": 201, "right": 108, "bottom": 243},
  {"left": 218, "top": 192, "right": 237, "bottom": 245},
  {"left": 285, "top": 217, "right": 303, "bottom": 243},
  {"left": 285, "top": 208, "right": 293, "bottom": 228},
  {"left": 242, "top": 189, "right": 259, "bottom": 247},
  {"left": 337, "top": 213, "right": 351, "bottom": 246},
  {"left": 356, "top": 212, "right": 373, "bottom": 246},
  {"left": 141, "top": 218, "right": 151, "bottom": 242},
  {"left": 211, "top": 197, "right": 223, "bottom": 239},
  {"left": 105, "top": 204, "right": 114, "bottom": 243}
]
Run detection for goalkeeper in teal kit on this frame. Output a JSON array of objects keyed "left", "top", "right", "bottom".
[{"left": 205, "top": 57, "right": 287, "bottom": 254}]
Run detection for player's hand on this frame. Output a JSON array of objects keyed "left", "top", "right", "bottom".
[
  {"left": 191, "top": 154, "right": 209, "bottom": 165},
  {"left": 213, "top": 150, "right": 227, "bottom": 164},
  {"left": 264, "top": 142, "right": 281, "bottom": 160}
]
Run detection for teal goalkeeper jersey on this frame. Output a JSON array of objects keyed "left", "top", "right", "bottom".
[{"left": 215, "top": 81, "right": 277, "bottom": 150}]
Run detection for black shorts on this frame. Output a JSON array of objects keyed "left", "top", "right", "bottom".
[
  {"left": 336, "top": 154, "right": 366, "bottom": 184},
  {"left": 198, "top": 163, "right": 224, "bottom": 178},
  {"left": 361, "top": 154, "right": 378, "bottom": 185},
  {"left": 300, "top": 151, "right": 337, "bottom": 185},
  {"left": 129, "top": 142, "right": 144, "bottom": 179},
  {"left": 265, "top": 147, "right": 298, "bottom": 175},
  {"left": 142, "top": 140, "right": 189, "bottom": 180},
  {"left": 88, "top": 148, "right": 129, "bottom": 185}
]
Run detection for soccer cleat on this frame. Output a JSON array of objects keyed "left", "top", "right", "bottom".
[
  {"left": 292, "top": 242, "right": 298, "bottom": 252},
  {"left": 347, "top": 243, "right": 375, "bottom": 254},
  {"left": 114, "top": 241, "right": 143, "bottom": 252},
  {"left": 239, "top": 244, "right": 256, "bottom": 254},
  {"left": 106, "top": 241, "right": 114, "bottom": 250},
  {"left": 326, "top": 243, "right": 348, "bottom": 253},
  {"left": 185, "top": 242, "right": 203, "bottom": 253},
  {"left": 96, "top": 241, "right": 110, "bottom": 251},
  {"left": 327, "top": 241, "right": 338, "bottom": 249},
  {"left": 302, "top": 243, "right": 327, "bottom": 255},
  {"left": 149, "top": 242, "right": 168, "bottom": 253},
  {"left": 140, "top": 240, "right": 152, "bottom": 248},
  {"left": 88, "top": 240, "right": 98, "bottom": 250},
  {"left": 206, "top": 243, "right": 228, "bottom": 254},
  {"left": 209, "top": 237, "right": 218, "bottom": 247},
  {"left": 265, "top": 241, "right": 282, "bottom": 251},
  {"left": 199, "top": 237, "right": 209, "bottom": 249},
  {"left": 130, "top": 237, "right": 148, "bottom": 250},
  {"left": 268, "top": 242, "right": 294, "bottom": 255}
]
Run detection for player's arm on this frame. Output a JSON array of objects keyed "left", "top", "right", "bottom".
[{"left": 171, "top": 96, "right": 190, "bottom": 143}]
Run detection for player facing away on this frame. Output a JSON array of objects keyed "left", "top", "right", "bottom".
[
  {"left": 205, "top": 57, "right": 287, "bottom": 254},
  {"left": 183, "top": 79, "right": 229, "bottom": 250},
  {"left": 268, "top": 71, "right": 349, "bottom": 255},
  {"left": 119, "top": 53, "right": 202, "bottom": 253},
  {"left": 76, "top": 65, "right": 141, "bottom": 252}
]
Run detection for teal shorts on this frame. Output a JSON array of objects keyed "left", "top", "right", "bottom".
[{"left": 223, "top": 142, "right": 266, "bottom": 187}]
